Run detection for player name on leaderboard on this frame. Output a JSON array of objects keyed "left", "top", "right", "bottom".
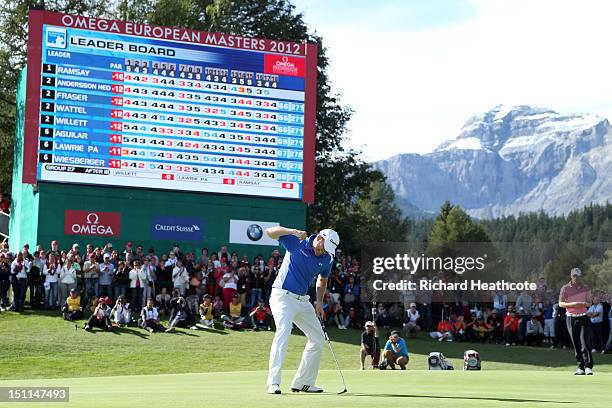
[{"left": 36, "top": 22, "right": 309, "bottom": 199}]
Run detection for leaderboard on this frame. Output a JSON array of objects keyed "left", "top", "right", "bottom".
[{"left": 25, "top": 12, "right": 317, "bottom": 201}]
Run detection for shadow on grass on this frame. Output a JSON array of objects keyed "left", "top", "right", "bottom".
[{"left": 345, "top": 393, "right": 576, "bottom": 404}]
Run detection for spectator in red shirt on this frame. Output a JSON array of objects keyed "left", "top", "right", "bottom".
[
  {"left": 430, "top": 317, "right": 454, "bottom": 342},
  {"left": 249, "top": 298, "right": 272, "bottom": 331},
  {"left": 504, "top": 309, "right": 521, "bottom": 346},
  {"left": 0, "top": 194, "right": 9, "bottom": 214}
]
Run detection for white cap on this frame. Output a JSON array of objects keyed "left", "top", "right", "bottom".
[
  {"left": 319, "top": 228, "right": 340, "bottom": 255},
  {"left": 570, "top": 268, "right": 582, "bottom": 277}
]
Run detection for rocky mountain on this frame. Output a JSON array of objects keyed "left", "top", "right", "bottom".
[{"left": 374, "top": 105, "right": 612, "bottom": 219}]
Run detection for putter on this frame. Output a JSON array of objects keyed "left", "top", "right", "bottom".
[{"left": 319, "top": 318, "right": 348, "bottom": 394}]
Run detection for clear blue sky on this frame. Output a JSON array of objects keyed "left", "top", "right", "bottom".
[{"left": 290, "top": 0, "right": 612, "bottom": 161}]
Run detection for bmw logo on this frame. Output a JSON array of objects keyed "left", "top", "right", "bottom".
[{"left": 246, "top": 224, "right": 263, "bottom": 241}]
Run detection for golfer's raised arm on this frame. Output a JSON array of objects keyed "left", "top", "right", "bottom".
[{"left": 266, "top": 226, "right": 307, "bottom": 240}]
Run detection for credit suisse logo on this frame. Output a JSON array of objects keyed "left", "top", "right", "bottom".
[
  {"left": 264, "top": 54, "right": 306, "bottom": 77},
  {"left": 64, "top": 210, "right": 121, "bottom": 237}
]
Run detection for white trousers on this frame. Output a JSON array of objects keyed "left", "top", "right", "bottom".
[{"left": 267, "top": 288, "right": 325, "bottom": 388}]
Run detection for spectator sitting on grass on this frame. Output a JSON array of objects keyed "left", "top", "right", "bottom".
[
  {"left": 166, "top": 295, "right": 188, "bottom": 332},
  {"left": 360, "top": 321, "right": 380, "bottom": 370},
  {"left": 61, "top": 288, "right": 82, "bottom": 321},
  {"left": 381, "top": 330, "right": 409, "bottom": 370},
  {"left": 140, "top": 298, "right": 165, "bottom": 333},
  {"left": 155, "top": 287, "right": 171, "bottom": 316},
  {"left": 430, "top": 317, "right": 454, "bottom": 342},
  {"left": 221, "top": 293, "right": 246, "bottom": 329},
  {"left": 504, "top": 309, "right": 520, "bottom": 346},
  {"left": 249, "top": 298, "right": 272, "bottom": 331},
  {"left": 375, "top": 304, "right": 391, "bottom": 328},
  {"left": 403, "top": 303, "right": 420, "bottom": 338},
  {"left": 452, "top": 314, "right": 467, "bottom": 342},
  {"left": 486, "top": 309, "right": 503, "bottom": 343},
  {"left": 196, "top": 294, "right": 215, "bottom": 329},
  {"left": 472, "top": 317, "right": 493, "bottom": 343},
  {"left": 525, "top": 315, "right": 544, "bottom": 347},
  {"left": 111, "top": 295, "right": 131, "bottom": 326},
  {"left": 213, "top": 295, "right": 224, "bottom": 316},
  {"left": 344, "top": 306, "right": 362, "bottom": 330},
  {"left": 84, "top": 299, "right": 113, "bottom": 331},
  {"left": 185, "top": 288, "right": 200, "bottom": 329}
]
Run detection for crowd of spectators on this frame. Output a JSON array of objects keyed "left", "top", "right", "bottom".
[{"left": 1, "top": 238, "right": 611, "bottom": 358}]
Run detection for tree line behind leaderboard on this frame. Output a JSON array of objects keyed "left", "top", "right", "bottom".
[{"left": 0, "top": 239, "right": 610, "bottom": 355}]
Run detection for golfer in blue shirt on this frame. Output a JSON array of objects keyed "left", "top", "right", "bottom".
[{"left": 265, "top": 226, "right": 340, "bottom": 395}]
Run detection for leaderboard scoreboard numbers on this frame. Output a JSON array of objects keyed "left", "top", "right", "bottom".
[{"left": 25, "top": 11, "right": 317, "bottom": 202}]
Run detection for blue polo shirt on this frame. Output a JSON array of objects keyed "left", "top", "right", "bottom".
[
  {"left": 272, "top": 234, "right": 333, "bottom": 296},
  {"left": 384, "top": 338, "right": 409, "bottom": 357}
]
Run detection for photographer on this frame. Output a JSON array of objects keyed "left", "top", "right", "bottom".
[
  {"left": 111, "top": 295, "right": 131, "bottom": 326},
  {"left": 112, "top": 261, "right": 130, "bottom": 300},
  {"left": 250, "top": 298, "right": 272, "bottom": 331},
  {"left": 84, "top": 299, "right": 113, "bottom": 331},
  {"left": 140, "top": 297, "right": 165, "bottom": 333},
  {"left": 166, "top": 294, "right": 189, "bottom": 332},
  {"left": 360, "top": 321, "right": 380, "bottom": 370}
]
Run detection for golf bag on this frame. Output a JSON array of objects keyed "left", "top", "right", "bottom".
[
  {"left": 427, "top": 352, "right": 453, "bottom": 370},
  {"left": 463, "top": 349, "right": 481, "bottom": 370}
]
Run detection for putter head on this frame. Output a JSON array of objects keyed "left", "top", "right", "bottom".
[{"left": 338, "top": 388, "right": 347, "bottom": 395}]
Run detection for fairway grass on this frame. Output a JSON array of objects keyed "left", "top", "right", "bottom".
[{"left": 0, "top": 370, "right": 611, "bottom": 408}]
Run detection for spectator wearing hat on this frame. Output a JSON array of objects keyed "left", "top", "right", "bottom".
[
  {"left": 221, "top": 293, "right": 245, "bottom": 329},
  {"left": 381, "top": 331, "right": 409, "bottom": 370},
  {"left": 360, "top": 321, "right": 380, "bottom": 370},
  {"left": 559, "top": 267, "right": 594, "bottom": 375},
  {"left": 84, "top": 299, "right": 113, "bottom": 331},
  {"left": 62, "top": 288, "right": 82, "bottom": 320},
  {"left": 250, "top": 298, "right": 272, "bottom": 331},
  {"left": 140, "top": 297, "right": 165, "bottom": 333},
  {"left": 403, "top": 303, "right": 421, "bottom": 338},
  {"left": 122, "top": 242, "right": 135, "bottom": 261}
]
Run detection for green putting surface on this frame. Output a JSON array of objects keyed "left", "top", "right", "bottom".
[{"left": 0, "top": 370, "right": 610, "bottom": 408}]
